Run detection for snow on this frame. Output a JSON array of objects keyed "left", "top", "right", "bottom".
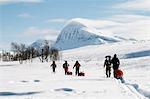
[
  {"left": 30, "top": 18, "right": 150, "bottom": 51},
  {"left": 0, "top": 40, "right": 150, "bottom": 99},
  {"left": 30, "top": 39, "right": 54, "bottom": 51},
  {"left": 65, "top": 17, "right": 150, "bottom": 41},
  {"left": 53, "top": 19, "right": 122, "bottom": 50}
]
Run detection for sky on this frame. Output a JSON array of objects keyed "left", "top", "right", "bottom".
[{"left": 0, "top": 0, "right": 150, "bottom": 50}]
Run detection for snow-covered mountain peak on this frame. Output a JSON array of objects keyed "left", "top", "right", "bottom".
[
  {"left": 67, "top": 19, "right": 87, "bottom": 28},
  {"left": 53, "top": 18, "right": 121, "bottom": 50},
  {"left": 30, "top": 39, "right": 54, "bottom": 51}
]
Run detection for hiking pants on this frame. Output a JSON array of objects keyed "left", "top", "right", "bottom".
[
  {"left": 53, "top": 67, "right": 56, "bottom": 73},
  {"left": 64, "top": 67, "right": 68, "bottom": 75},
  {"left": 75, "top": 67, "right": 80, "bottom": 76},
  {"left": 106, "top": 67, "right": 111, "bottom": 77}
]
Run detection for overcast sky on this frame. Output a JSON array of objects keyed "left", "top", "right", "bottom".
[{"left": 0, "top": 0, "right": 150, "bottom": 50}]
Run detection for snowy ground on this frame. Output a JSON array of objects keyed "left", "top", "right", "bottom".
[{"left": 0, "top": 41, "right": 150, "bottom": 99}]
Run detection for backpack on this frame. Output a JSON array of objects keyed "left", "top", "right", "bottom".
[
  {"left": 63, "top": 63, "right": 68, "bottom": 68},
  {"left": 63, "top": 64, "right": 66, "bottom": 68},
  {"left": 76, "top": 63, "right": 80, "bottom": 68},
  {"left": 105, "top": 60, "right": 111, "bottom": 67}
]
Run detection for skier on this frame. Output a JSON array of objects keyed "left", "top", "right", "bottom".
[
  {"left": 73, "top": 61, "right": 81, "bottom": 76},
  {"left": 63, "top": 61, "right": 69, "bottom": 75},
  {"left": 50, "top": 61, "right": 57, "bottom": 73},
  {"left": 104, "top": 55, "right": 112, "bottom": 77},
  {"left": 111, "top": 54, "right": 120, "bottom": 78}
]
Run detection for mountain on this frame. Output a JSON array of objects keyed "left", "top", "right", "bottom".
[
  {"left": 53, "top": 18, "right": 122, "bottom": 50},
  {"left": 30, "top": 39, "right": 54, "bottom": 52}
]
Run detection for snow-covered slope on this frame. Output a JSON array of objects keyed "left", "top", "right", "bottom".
[
  {"left": 61, "top": 40, "right": 150, "bottom": 98},
  {"left": 53, "top": 19, "right": 122, "bottom": 50},
  {"left": 0, "top": 41, "right": 150, "bottom": 99}
]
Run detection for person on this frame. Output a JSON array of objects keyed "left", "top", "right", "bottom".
[
  {"left": 63, "top": 61, "right": 69, "bottom": 75},
  {"left": 73, "top": 61, "right": 81, "bottom": 76},
  {"left": 50, "top": 61, "right": 57, "bottom": 73},
  {"left": 111, "top": 54, "right": 120, "bottom": 78},
  {"left": 104, "top": 55, "right": 112, "bottom": 78}
]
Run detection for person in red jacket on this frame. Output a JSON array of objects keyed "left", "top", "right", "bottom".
[{"left": 73, "top": 61, "right": 81, "bottom": 76}]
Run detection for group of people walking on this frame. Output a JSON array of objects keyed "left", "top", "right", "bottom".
[
  {"left": 104, "top": 54, "right": 120, "bottom": 78},
  {"left": 50, "top": 54, "right": 121, "bottom": 78},
  {"left": 50, "top": 60, "right": 81, "bottom": 76}
]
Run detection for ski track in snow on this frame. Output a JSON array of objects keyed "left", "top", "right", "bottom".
[
  {"left": 0, "top": 61, "right": 149, "bottom": 99},
  {"left": 115, "top": 79, "right": 148, "bottom": 99},
  {"left": 0, "top": 41, "right": 150, "bottom": 99}
]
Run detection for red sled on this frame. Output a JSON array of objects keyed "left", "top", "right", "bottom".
[
  {"left": 78, "top": 72, "right": 85, "bottom": 76},
  {"left": 67, "top": 71, "right": 72, "bottom": 75},
  {"left": 115, "top": 69, "right": 123, "bottom": 78}
]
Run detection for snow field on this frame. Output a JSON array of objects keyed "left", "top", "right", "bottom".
[{"left": 0, "top": 41, "right": 150, "bottom": 99}]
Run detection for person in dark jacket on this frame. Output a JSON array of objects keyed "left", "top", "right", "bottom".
[
  {"left": 50, "top": 61, "right": 57, "bottom": 73},
  {"left": 104, "top": 56, "right": 112, "bottom": 77},
  {"left": 73, "top": 61, "right": 81, "bottom": 76},
  {"left": 63, "top": 61, "right": 69, "bottom": 75},
  {"left": 111, "top": 54, "right": 120, "bottom": 78}
]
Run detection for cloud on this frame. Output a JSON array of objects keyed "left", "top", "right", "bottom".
[
  {"left": 46, "top": 18, "right": 67, "bottom": 23},
  {"left": 101, "top": 15, "right": 150, "bottom": 40},
  {"left": 115, "top": 0, "right": 150, "bottom": 11},
  {"left": 107, "top": 14, "right": 150, "bottom": 23},
  {"left": 0, "top": 42, "right": 10, "bottom": 51},
  {"left": 71, "top": 15, "right": 150, "bottom": 40},
  {"left": 69, "top": 18, "right": 123, "bottom": 29},
  {"left": 0, "top": 0, "right": 43, "bottom": 4},
  {"left": 18, "top": 13, "right": 33, "bottom": 18},
  {"left": 23, "top": 27, "right": 60, "bottom": 40}
]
